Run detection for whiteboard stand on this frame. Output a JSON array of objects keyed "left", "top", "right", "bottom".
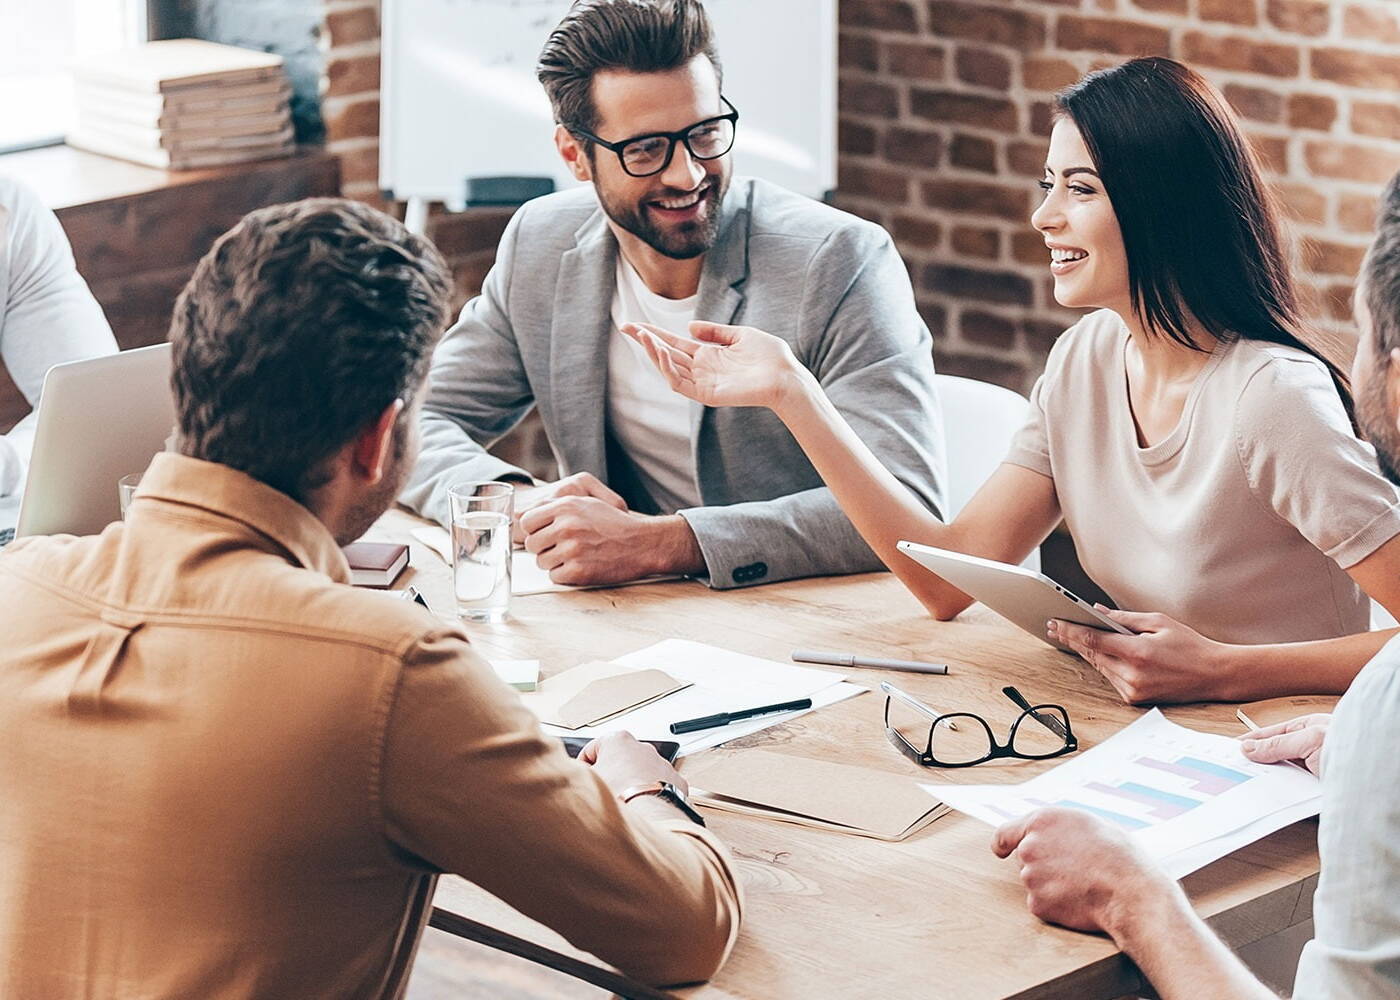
[{"left": 404, "top": 196, "right": 429, "bottom": 237}]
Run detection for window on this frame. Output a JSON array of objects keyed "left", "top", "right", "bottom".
[{"left": 0, "top": 0, "right": 147, "bottom": 153}]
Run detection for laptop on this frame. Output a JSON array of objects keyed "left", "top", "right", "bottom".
[{"left": 13, "top": 343, "right": 175, "bottom": 540}]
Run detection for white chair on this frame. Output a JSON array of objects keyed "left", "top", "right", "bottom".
[{"left": 934, "top": 373, "right": 1039, "bottom": 571}]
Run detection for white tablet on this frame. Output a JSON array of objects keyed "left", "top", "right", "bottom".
[{"left": 897, "top": 541, "right": 1132, "bottom": 653}]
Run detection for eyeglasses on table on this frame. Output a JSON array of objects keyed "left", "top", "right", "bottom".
[{"left": 882, "top": 681, "right": 1078, "bottom": 768}]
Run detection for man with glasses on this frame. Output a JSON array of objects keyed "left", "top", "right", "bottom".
[
  {"left": 990, "top": 169, "right": 1400, "bottom": 998},
  {"left": 402, "top": 0, "right": 945, "bottom": 589}
]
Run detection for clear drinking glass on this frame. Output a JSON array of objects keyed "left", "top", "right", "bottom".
[
  {"left": 448, "top": 481, "right": 513, "bottom": 623},
  {"left": 118, "top": 473, "right": 142, "bottom": 519}
]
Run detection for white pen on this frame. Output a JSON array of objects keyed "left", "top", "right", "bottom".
[{"left": 792, "top": 649, "right": 949, "bottom": 675}]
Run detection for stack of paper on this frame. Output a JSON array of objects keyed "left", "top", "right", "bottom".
[
  {"left": 522, "top": 639, "right": 866, "bottom": 757},
  {"left": 930, "top": 709, "right": 1322, "bottom": 879},
  {"left": 687, "top": 749, "right": 947, "bottom": 841},
  {"left": 67, "top": 40, "right": 295, "bottom": 170}
]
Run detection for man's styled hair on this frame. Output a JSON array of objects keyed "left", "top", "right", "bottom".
[
  {"left": 537, "top": 0, "right": 722, "bottom": 138},
  {"left": 1365, "top": 171, "right": 1400, "bottom": 356},
  {"left": 169, "top": 198, "right": 451, "bottom": 503}
]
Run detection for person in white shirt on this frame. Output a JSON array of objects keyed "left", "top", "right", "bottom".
[
  {"left": 0, "top": 177, "right": 116, "bottom": 497},
  {"left": 988, "top": 169, "right": 1400, "bottom": 999}
]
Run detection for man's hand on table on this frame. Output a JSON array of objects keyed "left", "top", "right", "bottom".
[
  {"left": 1242, "top": 713, "right": 1330, "bottom": 777},
  {"left": 992, "top": 807, "right": 1177, "bottom": 935},
  {"left": 510, "top": 473, "right": 627, "bottom": 544},
  {"left": 579, "top": 732, "right": 689, "bottom": 797},
  {"left": 519, "top": 496, "right": 706, "bottom": 586}
]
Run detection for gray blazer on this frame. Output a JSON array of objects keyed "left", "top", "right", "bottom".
[{"left": 401, "top": 177, "right": 946, "bottom": 589}]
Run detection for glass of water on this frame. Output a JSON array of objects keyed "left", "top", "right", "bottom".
[{"left": 448, "top": 481, "right": 513, "bottom": 623}]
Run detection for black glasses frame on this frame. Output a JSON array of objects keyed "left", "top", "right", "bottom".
[
  {"left": 883, "top": 684, "right": 1078, "bottom": 769},
  {"left": 570, "top": 97, "right": 740, "bottom": 177}
]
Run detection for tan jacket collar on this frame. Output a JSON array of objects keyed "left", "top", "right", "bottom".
[{"left": 136, "top": 453, "right": 351, "bottom": 584}]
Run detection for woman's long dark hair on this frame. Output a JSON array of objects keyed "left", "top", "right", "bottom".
[{"left": 1055, "top": 57, "right": 1353, "bottom": 408}]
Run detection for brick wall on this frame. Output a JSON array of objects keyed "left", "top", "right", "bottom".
[
  {"left": 837, "top": 0, "right": 1400, "bottom": 391},
  {"left": 321, "top": 0, "right": 1400, "bottom": 405}
]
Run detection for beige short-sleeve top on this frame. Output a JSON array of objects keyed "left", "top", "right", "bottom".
[{"left": 1005, "top": 309, "right": 1400, "bottom": 644}]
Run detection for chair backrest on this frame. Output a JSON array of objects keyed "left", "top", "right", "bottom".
[{"left": 934, "top": 373, "right": 1038, "bottom": 571}]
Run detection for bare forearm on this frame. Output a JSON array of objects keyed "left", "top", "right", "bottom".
[
  {"left": 1109, "top": 886, "right": 1274, "bottom": 1000},
  {"left": 648, "top": 515, "right": 707, "bottom": 577},
  {"left": 774, "top": 370, "right": 970, "bottom": 617},
  {"left": 1215, "top": 627, "right": 1397, "bottom": 700}
]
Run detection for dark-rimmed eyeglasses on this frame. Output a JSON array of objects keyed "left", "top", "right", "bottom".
[
  {"left": 569, "top": 97, "right": 739, "bottom": 178},
  {"left": 883, "top": 682, "right": 1078, "bottom": 768}
]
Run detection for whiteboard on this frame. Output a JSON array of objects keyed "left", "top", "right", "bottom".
[{"left": 380, "top": 0, "right": 836, "bottom": 209}]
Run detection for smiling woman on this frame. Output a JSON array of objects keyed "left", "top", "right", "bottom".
[{"left": 623, "top": 56, "right": 1400, "bottom": 709}]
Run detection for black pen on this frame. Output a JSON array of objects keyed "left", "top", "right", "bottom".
[{"left": 669, "top": 698, "right": 814, "bottom": 735}]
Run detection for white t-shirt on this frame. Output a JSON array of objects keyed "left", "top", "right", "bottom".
[
  {"left": 0, "top": 178, "right": 116, "bottom": 497},
  {"left": 606, "top": 255, "right": 701, "bottom": 514}
]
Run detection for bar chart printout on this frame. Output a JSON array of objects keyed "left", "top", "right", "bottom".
[{"left": 926, "top": 709, "right": 1322, "bottom": 878}]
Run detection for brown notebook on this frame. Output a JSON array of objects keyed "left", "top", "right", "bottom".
[
  {"left": 342, "top": 542, "right": 409, "bottom": 589},
  {"left": 1236, "top": 695, "right": 1341, "bottom": 731}
]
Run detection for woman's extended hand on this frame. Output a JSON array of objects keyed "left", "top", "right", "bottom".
[{"left": 621, "top": 320, "right": 809, "bottom": 412}]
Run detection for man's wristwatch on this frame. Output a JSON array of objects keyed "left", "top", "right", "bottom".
[{"left": 619, "top": 781, "right": 706, "bottom": 827}]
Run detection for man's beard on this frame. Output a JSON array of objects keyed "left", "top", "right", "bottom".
[
  {"left": 334, "top": 426, "right": 413, "bottom": 546},
  {"left": 1357, "top": 368, "right": 1400, "bottom": 488},
  {"left": 595, "top": 171, "right": 729, "bottom": 260}
]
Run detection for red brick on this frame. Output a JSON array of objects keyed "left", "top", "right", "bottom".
[
  {"left": 1312, "top": 48, "right": 1400, "bottom": 91},
  {"left": 430, "top": 208, "right": 515, "bottom": 258},
  {"left": 449, "top": 254, "right": 495, "bottom": 306},
  {"left": 1274, "top": 182, "right": 1328, "bottom": 226},
  {"left": 955, "top": 47, "right": 1012, "bottom": 90},
  {"left": 1265, "top": 0, "right": 1331, "bottom": 35},
  {"left": 1343, "top": 4, "right": 1400, "bottom": 45},
  {"left": 1012, "top": 230, "right": 1049, "bottom": 266},
  {"left": 1305, "top": 141, "right": 1400, "bottom": 184},
  {"left": 323, "top": 97, "right": 380, "bottom": 144},
  {"left": 1353, "top": 101, "right": 1400, "bottom": 142},
  {"left": 926, "top": 2, "right": 1046, "bottom": 50},
  {"left": 1007, "top": 140, "right": 1047, "bottom": 177},
  {"left": 922, "top": 179, "right": 1032, "bottom": 220},
  {"left": 884, "top": 125, "right": 945, "bottom": 167},
  {"left": 935, "top": 351, "right": 1027, "bottom": 392},
  {"left": 1287, "top": 93, "right": 1337, "bottom": 131},
  {"left": 840, "top": 0, "right": 919, "bottom": 32},
  {"left": 885, "top": 41, "right": 946, "bottom": 80},
  {"left": 837, "top": 199, "right": 889, "bottom": 227},
  {"left": 1030, "top": 100, "right": 1055, "bottom": 138},
  {"left": 1247, "top": 133, "right": 1289, "bottom": 174},
  {"left": 950, "top": 133, "right": 997, "bottom": 173},
  {"left": 1339, "top": 192, "right": 1378, "bottom": 234},
  {"left": 910, "top": 89, "right": 1017, "bottom": 131},
  {"left": 839, "top": 118, "right": 879, "bottom": 156},
  {"left": 1302, "top": 238, "right": 1369, "bottom": 277},
  {"left": 1020, "top": 318, "right": 1065, "bottom": 353},
  {"left": 840, "top": 79, "right": 899, "bottom": 118},
  {"left": 1200, "top": 0, "right": 1258, "bottom": 25},
  {"left": 1224, "top": 83, "right": 1283, "bottom": 123},
  {"left": 839, "top": 32, "right": 880, "bottom": 72},
  {"left": 325, "top": 54, "right": 380, "bottom": 98},
  {"left": 923, "top": 264, "right": 1034, "bottom": 305},
  {"left": 961, "top": 309, "right": 1016, "bottom": 347},
  {"left": 1325, "top": 282, "right": 1356, "bottom": 322},
  {"left": 840, "top": 161, "right": 913, "bottom": 201},
  {"left": 892, "top": 214, "right": 943, "bottom": 249},
  {"left": 1022, "top": 57, "right": 1080, "bottom": 92},
  {"left": 335, "top": 144, "right": 380, "bottom": 186},
  {"left": 951, "top": 227, "right": 1001, "bottom": 260},
  {"left": 1056, "top": 16, "right": 1170, "bottom": 56},
  {"left": 1130, "top": 0, "right": 1187, "bottom": 12},
  {"left": 1181, "top": 32, "right": 1300, "bottom": 77},
  {"left": 325, "top": 6, "right": 379, "bottom": 48},
  {"left": 919, "top": 300, "right": 949, "bottom": 340}
]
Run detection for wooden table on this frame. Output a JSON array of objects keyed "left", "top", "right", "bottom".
[{"left": 375, "top": 510, "right": 1318, "bottom": 1000}]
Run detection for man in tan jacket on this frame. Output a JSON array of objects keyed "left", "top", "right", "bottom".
[{"left": 0, "top": 198, "right": 741, "bottom": 999}]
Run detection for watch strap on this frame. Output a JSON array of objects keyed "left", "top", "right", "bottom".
[{"left": 619, "top": 781, "right": 706, "bottom": 827}]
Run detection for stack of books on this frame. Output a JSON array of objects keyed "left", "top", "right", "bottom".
[{"left": 66, "top": 39, "right": 295, "bottom": 171}]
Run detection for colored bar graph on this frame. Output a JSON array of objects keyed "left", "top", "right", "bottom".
[
  {"left": 1054, "top": 799, "right": 1150, "bottom": 831},
  {"left": 1087, "top": 781, "right": 1201, "bottom": 820},
  {"left": 1135, "top": 756, "right": 1251, "bottom": 796}
]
